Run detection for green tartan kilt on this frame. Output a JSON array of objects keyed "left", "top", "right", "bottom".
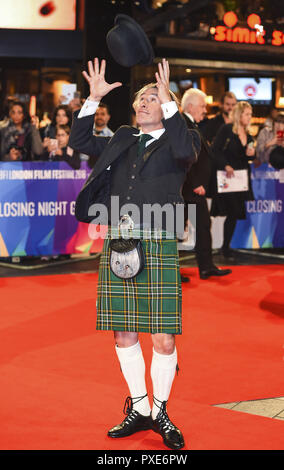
[{"left": 96, "top": 233, "right": 182, "bottom": 334}]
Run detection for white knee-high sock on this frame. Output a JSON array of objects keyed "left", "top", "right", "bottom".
[
  {"left": 115, "top": 341, "right": 151, "bottom": 416},
  {"left": 150, "top": 347, "right": 178, "bottom": 419}
]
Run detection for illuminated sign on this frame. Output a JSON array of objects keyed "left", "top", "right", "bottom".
[
  {"left": 244, "top": 84, "right": 257, "bottom": 98},
  {"left": 228, "top": 78, "right": 273, "bottom": 103},
  {"left": 212, "top": 12, "right": 284, "bottom": 47}
]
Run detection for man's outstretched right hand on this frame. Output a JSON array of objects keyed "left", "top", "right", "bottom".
[{"left": 82, "top": 57, "right": 122, "bottom": 102}]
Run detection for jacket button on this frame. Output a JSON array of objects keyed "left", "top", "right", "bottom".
[
  {"left": 126, "top": 196, "right": 131, "bottom": 201},
  {"left": 129, "top": 186, "right": 133, "bottom": 190},
  {"left": 131, "top": 175, "right": 135, "bottom": 179},
  {"left": 133, "top": 164, "right": 137, "bottom": 168}
]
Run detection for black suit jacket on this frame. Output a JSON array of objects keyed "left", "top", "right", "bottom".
[
  {"left": 199, "top": 113, "right": 225, "bottom": 145},
  {"left": 182, "top": 113, "right": 214, "bottom": 200},
  {"left": 69, "top": 110, "right": 201, "bottom": 225}
]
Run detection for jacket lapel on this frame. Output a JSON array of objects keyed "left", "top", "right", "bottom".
[{"left": 183, "top": 113, "right": 212, "bottom": 157}]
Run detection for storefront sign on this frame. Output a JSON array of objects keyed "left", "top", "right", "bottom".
[{"left": 212, "top": 11, "right": 284, "bottom": 47}]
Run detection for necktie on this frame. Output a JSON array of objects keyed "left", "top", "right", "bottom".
[{"left": 137, "top": 133, "right": 153, "bottom": 157}]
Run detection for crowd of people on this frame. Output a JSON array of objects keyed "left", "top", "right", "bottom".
[
  {"left": 1, "top": 88, "right": 284, "bottom": 172},
  {"left": 2, "top": 89, "right": 284, "bottom": 169},
  {"left": 177, "top": 90, "right": 284, "bottom": 279},
  {"left": 0, "top": 97, "right": 113, "bottom": 168}
]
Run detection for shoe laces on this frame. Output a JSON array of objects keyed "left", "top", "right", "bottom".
[
  {"left": 153, "top": 397, "right": 176, "bottom": 433},
  {"left": 122, "top": 394, "right": 148, "bottom": 425}
]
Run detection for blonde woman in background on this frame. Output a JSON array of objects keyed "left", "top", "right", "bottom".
[{"left": 210, "top": 101, "right": 255, "bottom": 258}]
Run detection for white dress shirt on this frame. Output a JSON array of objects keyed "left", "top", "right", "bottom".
[{"left": 183, "top": 111, "right": 195, "bottom": 124}]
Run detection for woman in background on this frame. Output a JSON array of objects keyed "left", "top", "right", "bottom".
[
  {"left": 40, "top": 104, "right": 72, "bottom": 149},
  {"left": 211, "top": 101, "right": 255, "bottom": 258},
  {"left": 0, "top": 101, "right": 43, "bottom": 161}
]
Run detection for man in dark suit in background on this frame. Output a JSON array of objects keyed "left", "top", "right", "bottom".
[
  {"left": 93, "top": 102, "right": 114, "bottom": 137},
  {"left": 200, "top": 91, "right": 237, "bottom": 145},
  {"left": 181, "top": 88, "right": 232, "bottom": 280}
]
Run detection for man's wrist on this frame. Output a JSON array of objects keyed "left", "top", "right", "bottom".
[
  {"left": 78, "top": 98, "right": 100, "bottom": 118},
  {"left": 160, "top": 94, "right": 172, "bottom": 104},
  {"left": 161, "top": 100, "right": 178, "bottom": 119},
  {"left": 88, "top": 95, "right": 102, "bottom": 102}
]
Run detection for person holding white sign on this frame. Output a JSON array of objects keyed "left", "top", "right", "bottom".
[{"left": 211, "top": 101, "right": 255, "bottom": 259}]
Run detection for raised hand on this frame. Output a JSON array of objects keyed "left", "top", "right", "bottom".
[
  {"left": 225, "top": 165, "right": 235, "bottom": 178},
  {"left": 155, "top": 58, "right": 171, "bottom": 104},
  {"left": 193, "top": 185, "right": 206, "bottom": 196},
  {"left": 82, "top": 58, "right": 122, "bottom": 102}
]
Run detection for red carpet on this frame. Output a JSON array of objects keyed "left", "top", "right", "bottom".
[{"left": 0, "top": 265, "right": 284, "bottom": 450}]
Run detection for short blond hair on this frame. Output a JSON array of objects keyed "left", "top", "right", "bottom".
[
  {"left": 232, "top": 101, "right": 252, "bottom": 133},
  {"left": 133, "top": 82, "right": 179, "bottom": 109}
]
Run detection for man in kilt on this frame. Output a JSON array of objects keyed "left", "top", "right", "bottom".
[{"left": 69, "top": 58, "right": 200, "bottom": 450}]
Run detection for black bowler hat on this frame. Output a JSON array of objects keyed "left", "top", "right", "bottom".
[{"left": 106, "top": 14, "right": 154, "bottom": 67}]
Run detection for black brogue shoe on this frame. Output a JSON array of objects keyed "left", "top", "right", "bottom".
[
  {"left": 108, "top": 395, "right": 152, "bottom": 438},
  {"left": 151, "top": 399, "right": 185, "bottom": 450}
]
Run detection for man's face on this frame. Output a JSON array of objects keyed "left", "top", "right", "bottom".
[
  {"left": 187, "top": 96, "right": 207, "bottom": 123},
  {"left": 222, "top": 97, "right": 237, "bottom": 116},
  {"left": 135, "top": 88, "right": 163, "bottom": 130},
  {"left": 94, "top": 107, "right": 110, "bottom": 128}
]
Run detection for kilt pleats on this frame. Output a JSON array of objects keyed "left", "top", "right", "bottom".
[{"left": 96, "top": 234, "right": 182, "bottom": 334}]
